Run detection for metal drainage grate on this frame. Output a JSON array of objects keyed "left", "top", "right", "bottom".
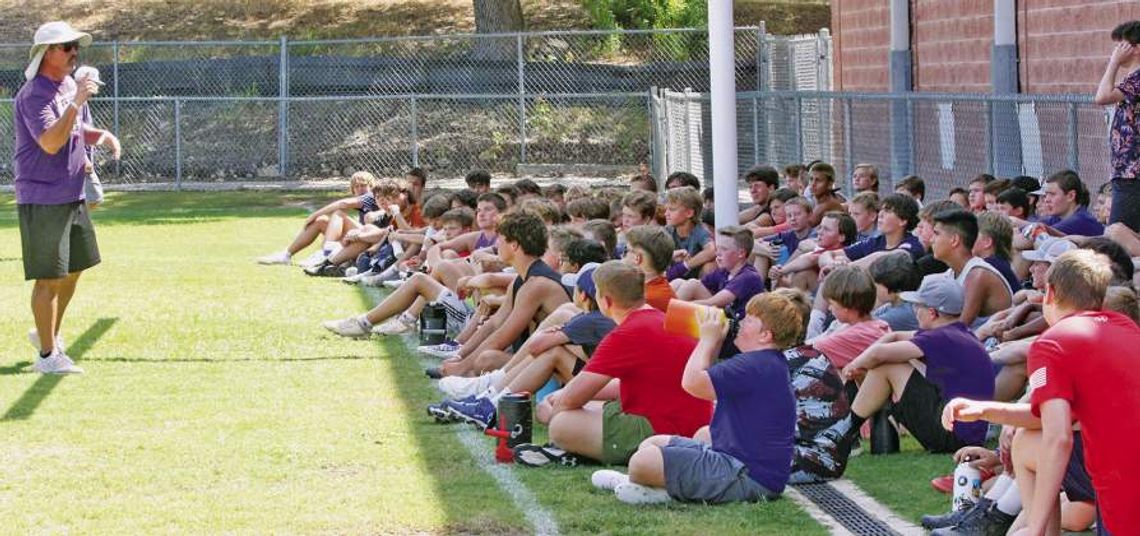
[{"left": 793, "top": 482, "right": 900, "bottom": 536}]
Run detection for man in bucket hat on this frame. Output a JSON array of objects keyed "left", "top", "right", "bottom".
[{"left": 14, "top": 21, "right": 115, "bottom": 374}]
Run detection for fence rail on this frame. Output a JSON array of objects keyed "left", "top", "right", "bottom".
[
  {"left": 0, "top": 26, "right": 832, "bottom": 186},
  {"left": 652, "top": 89, "right": 1111, "bottom": 201}
]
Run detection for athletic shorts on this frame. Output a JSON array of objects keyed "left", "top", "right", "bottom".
[
  {"left": 18, "top": 201, "right": 101, "bottom": 280},
  {"left": 889, "top": 370, "right": 968, "bottom": 454},
  {"left": 432, "top": 290, "right": 473, "bottom": 335},
  {"left": 662, "top": 436, "right": 778, "bottom": 504},
  {"left": 1062, "top": 431, "right": 1096, "bottom": 503},
  {"left": 600, "top": 400, "right": 655, "bottom": 465}
]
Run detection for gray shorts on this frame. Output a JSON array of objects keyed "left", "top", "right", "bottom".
[
  {"left": 18, "top": 201, "right": 101, "bottom": 280},
  {"left": 84, "top": 171, "right": 104, "bottom": 205},
  {"left": 661, "top": 436, "right": 778, "bottom": 504},
  {"left": 432, "top": 290, "right": 473, "bottom": 335}
]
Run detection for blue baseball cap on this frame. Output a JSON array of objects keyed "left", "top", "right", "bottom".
[{"left": 561, "top": 262, "right": 600, "bottom": 300}]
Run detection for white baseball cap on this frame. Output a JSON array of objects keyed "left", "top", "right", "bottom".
[
  {"left": 73, "top": 65, "right": 105, "bottom": 86},
  {"left": 26, "top": 21, "right": 93, "bottom": 81}
]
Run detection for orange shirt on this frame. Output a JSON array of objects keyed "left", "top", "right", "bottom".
[{"left": 645, "top": 276, "right": 675, "bottom": 312}]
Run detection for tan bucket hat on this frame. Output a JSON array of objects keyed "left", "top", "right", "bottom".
[{"left": 26, "top": 21, "right": 93, "bottom": 81}]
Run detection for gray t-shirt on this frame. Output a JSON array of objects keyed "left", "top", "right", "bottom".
[{"left": 872, "top": 301, "right": 920, "bottom": 332}]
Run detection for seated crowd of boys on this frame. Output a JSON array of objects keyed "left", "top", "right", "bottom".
[{"left": 255, "top": 159, "right": 1139, "bottom": 535}]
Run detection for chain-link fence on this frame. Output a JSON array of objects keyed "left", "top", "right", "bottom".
[
  {"left": 653, "top": 89, "right": 1111, "bottom": 201},
  {"left": 0, "top": 26, "right": 831, "bottom": 187}
]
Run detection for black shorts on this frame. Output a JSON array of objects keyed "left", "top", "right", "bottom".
[
  {"left": 1062, "top": 431, "right": 1096, "bottom": 503},
  {"left": 18, "top": 201, "right": 101, "bottom": 280},
  {"left": 889, "top": 370, "right": 968, "bottom": 454}
]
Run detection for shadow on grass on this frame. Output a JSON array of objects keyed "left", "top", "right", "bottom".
[
  {"left": 0, "top": 191, "right": 343, "bottom": 229},
  {"left": 353, "top": 287, "right": 530, "bottom": 535},
  {"left": 1, "top": 318, "right": 117, "bottom": 421}
]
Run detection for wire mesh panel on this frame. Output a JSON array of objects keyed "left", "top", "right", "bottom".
[
  {"left": 179, "top": 99, "right": 278, "bottom": 181},
  {"left": 114, "top": 42, "right": 280, "bottom": 98},
  {"left": 842, "top": 98, "right": 893, "bottom": 187},
  {"left": 0, "top": 43, "right": 118, "bottom": 98},
  {"left": 413, "top": 97, "right": 522, "bottom": 176},
  {"left": 523, "top": 95, "right": 650, "bottom": 167},
  {"left": 287, "top": 98, "right": 413, "bottom": 179},
  {"left": 113, "top": 100, "right": 177, "bottom": 183},
  {"left": 1078, "top": 105, "right": 1113, "bottom": 192},
  {"left": 0, "top": 100, "right": 12, "bottom": 184}
]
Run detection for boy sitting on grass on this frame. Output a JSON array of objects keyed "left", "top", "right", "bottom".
[
  {"left": 590, "top": 292, "right": 802, "bottom": 505},
  {"left": 672, "top": 226, "right": 766, "bottom": 321},
  {"left": 663, "top": 187, "right": 716, "bottom": 280}
]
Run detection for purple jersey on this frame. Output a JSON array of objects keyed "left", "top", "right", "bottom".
[{"left": 13, "top": 75, "right": 87, "bottom": 204}]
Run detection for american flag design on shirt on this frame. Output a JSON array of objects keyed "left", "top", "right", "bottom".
[{"left": 1028, "top": 366, "right": 1047, "bottom": 391}]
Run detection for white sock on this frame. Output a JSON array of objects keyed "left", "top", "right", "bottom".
[
  {"left": 488, "top": 388, "right": 507, "bottom": 406},
  {"left": 984, "top": 474, "right": 1014, "bottom": 501},
  {"left": 399, "top": 312, "right": 416, "bottom": 324},
  {"left": 323, "top": 241, "right": 342, "bottom": 254},
  {"left": 994, "top": 482, "right": 1022, "bottom": 515}
]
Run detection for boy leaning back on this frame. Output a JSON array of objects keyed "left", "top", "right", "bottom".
[{"left": 591, "top": 293, "right": 802, "bottom": 505}]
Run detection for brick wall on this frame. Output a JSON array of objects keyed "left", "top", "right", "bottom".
[
  {"left": 912, "top": 0, "right": 992, "bottom": 92},
  {"left": 831, "top": 0, "right": 890, "bottom": 91},
  {"left": 830, "top": 0, "right": 1140, "bottom": 95},
  {"left": 1020, "top": 0, "right": 1140, "bottom": 94}
]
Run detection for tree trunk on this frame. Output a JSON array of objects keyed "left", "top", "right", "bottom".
[{"left": 472, "top": 0, "right": 524, "bottom": 61}]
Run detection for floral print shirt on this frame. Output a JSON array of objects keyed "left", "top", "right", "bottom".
[{"left": 1111, "top": 69, "right": 1140, "bottom": 179}]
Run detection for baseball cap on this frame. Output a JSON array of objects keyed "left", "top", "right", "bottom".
[
  {"left": 26, "top": 21, "right": 93, "bottom": 81},
  {"left": 73, "top": 65, "right": 105, "bottom": 86},
  {"left": 1022, "top": 237, "right": 1076, "bottom": 264},
  {"left": 560, "top": 262, "right": 600, "bottom": 300},
  {"left": 1011, "top": 176, "right": 1041, "bottom": 195},
  {"left": 900, "top": 274, "right": 965, "bottom": 316}
]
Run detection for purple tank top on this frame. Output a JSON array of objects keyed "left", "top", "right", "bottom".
[{"left": 474, "top": 232, "right": 497, "bottom": 250}]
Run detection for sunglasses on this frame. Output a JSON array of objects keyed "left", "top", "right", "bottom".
[{"left": 54, "top": 41, "right": 80, "bottom": 52}]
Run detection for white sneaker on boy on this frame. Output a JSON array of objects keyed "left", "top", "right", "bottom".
[
  {"left": 322, "top": 316, "right": 372, "bottom": 339},
  {"left": 257, "top": 251, "right": 292, "bottom": 265},
  {"left": 591, "top": 470, "right": 630, "bottom": 491},
  {"left": 614, "top": 482, "right": 672, "bottom": 505}
]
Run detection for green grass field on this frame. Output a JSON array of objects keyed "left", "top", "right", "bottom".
[{"left": 0, "top": 191, "right": 956, "bottom": 534}]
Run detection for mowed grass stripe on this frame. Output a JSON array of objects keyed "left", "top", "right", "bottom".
[{"left": 0, "top": 192, "right": 525, "bottom": 534}]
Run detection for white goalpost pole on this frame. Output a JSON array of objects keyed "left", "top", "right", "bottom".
[{"left": 709, "top": 0, "right": 739, "bottom": 230}]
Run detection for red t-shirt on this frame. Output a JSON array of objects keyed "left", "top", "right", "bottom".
[
  {"left": 1028, "top": 310, "right": 1140, "bottom": 534},
  {"left": 644, "top": 276, "right": 675, "bottom": 313},
  {"left": 583, "top": 308, "right": 713, "bottom": 436}
]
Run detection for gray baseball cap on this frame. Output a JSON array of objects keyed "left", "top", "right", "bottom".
[
  {"left": 900, "top": 274, "right": 964, "bottom": 316},
  {"left": 1022, "top": 237, "right": 1076, "bottom": 264}
]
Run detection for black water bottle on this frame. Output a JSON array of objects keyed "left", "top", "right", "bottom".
[
  {"left": 419, "top": 303, "right": 447, "bottom": 345},
  {"left": 496, "top": 393, "right": 533, "bottom": 448},
  {"left": 870, "top": 409, "right": 899, "bottom": 455}
]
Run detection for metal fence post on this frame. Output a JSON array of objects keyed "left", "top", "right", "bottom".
[
  {"left": 410, "top": 96, "right": 419, "bottom": 167},
  {"left": 278, "top": 35, "right": 288, "bottom": 178},
  {"left": 984, "top": 100, "right": 995, "bottom": 176},
  {"left": 174, "top": 99, "right": 182, "bottom": 190},
  {"left": 1067, "top": 101, "right": 1080, "bottom": 173},
  {"left": 112, "top": 41, "right": 120, "bottom": 178},
  {"left": 794, "top": 95, "right": 804, "bottom": 165},
  {"left": 516, "top": 34, "right": 527, "bottom": 164},
  {"left": 751, "top": 96, "right": 759, "bottom": 164},
  {"left": 843, "top": 97, "right": 854, "bottom": 190}
]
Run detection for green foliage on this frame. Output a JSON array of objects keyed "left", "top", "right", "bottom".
[{"left": 582, "top": 0, "right": 708, "bottom": 30}]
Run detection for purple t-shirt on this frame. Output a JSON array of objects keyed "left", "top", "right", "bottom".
[
  {"left": 700, "top": 263, "right": 765, "bottom": 320},
  {"left": 843, "top": 233, "right": 924, "bottom": 261},
  {"left": 1041, "top": 207, "right": 1104, "bottom": 237},
  {"left": 910, "top": 322, "right": 995, "bottom": 445},
  {"left": 709, "top": 349, "right": 795, "bottom": 494},
  {"left": 1111, "top": 68, "right": 1140, "bottom": 180},
  {"left": 14, "top": 75, "right": 87, "bottom": 205}
]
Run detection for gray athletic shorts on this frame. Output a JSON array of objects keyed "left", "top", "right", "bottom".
[
  {"left": 661, "top": 436, "right": 778, "bottom": 504},
  {"left": 432, "top": 290, "right": 473, "bottom": 335},
  {"left": 18, "top": 201, "right": 101, "bottom": 280}
]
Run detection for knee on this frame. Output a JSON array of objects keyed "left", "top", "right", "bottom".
[
  {"left": 547, "top": 413, "right": 572, "bottom": 445},
  {"left": 627, "top": 445, "right": 661, "bottom": 482}
]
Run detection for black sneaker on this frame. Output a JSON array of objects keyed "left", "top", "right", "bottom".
[
  {"left": 922, "top": 498, "right": 992, "bottom": 529},
  {"left": 931, "top": 503, "right": 1015, "bottom": 536},
  {"left": 513, "top": 443, "right": 579, "bottom": 467},
  {"left": 303, "top": 260, "right": 331, "bottom": 276}
]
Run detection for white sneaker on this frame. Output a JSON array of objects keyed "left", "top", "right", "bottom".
[
  {"left": 299, "top": 250, "right": 328, "bottom": 268},
  {"left": 257, "top": 251, "right": 292, "bottom": 265},
  {"left": 342, "top": 269, "right": 375, "bottom": 284},
  {"left": 322, "top": 317, "right": 371, "bottom": 339},
  {"left": 33, "top": 349, "right": 84, "bottom": 374},
  {"left": 591, "top": 470, "right": 630, "bottom": 491},
  {"left": 381, "top": 279, "right": 405, "bottom": 289},
  {"left": 418, "top": 341, "right": 461, "bottom": 359},
  {"left": 437, "top": 369, "right": 503, "bottom": 398},
  {"left": 360, "top": 266, "right": 401, "bottom": 287},
  {"left": 614, "top": 482, "right": 672, "bottom": 505},
  {"left": 371, "top": 316, "right": 414, "bottom": 336},
  {"left": 28, "top": 329, "right": 65, "bottom": 354}
]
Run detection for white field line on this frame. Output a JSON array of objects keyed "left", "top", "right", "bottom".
[
  {"left": 452, "top": 426, "right": 561, "bottom": 536},
  {"left": 828, "top": 479, "right": 925, "bottom": 536}
]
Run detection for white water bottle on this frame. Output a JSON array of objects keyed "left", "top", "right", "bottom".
[{"left": 952, "top": 462, "right": 983, "bottom": 511}]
